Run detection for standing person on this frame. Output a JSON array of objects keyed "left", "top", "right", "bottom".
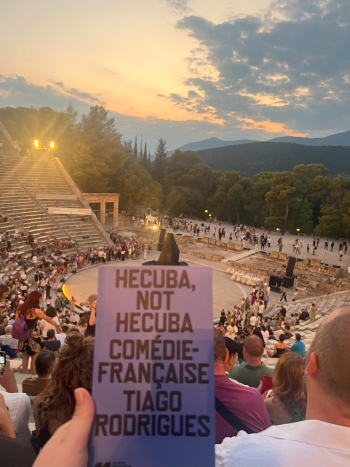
[
  {"left": 340, "top": 248, "right": 344, "bottom": 261},
  {"left": 85, "top": 294, "right": 97, "bottom": 337},
  {"left": 69, "top": 296, "right": 76, "bottom": 313},
  {"left": 310, "top": 303, "right": 317, "bottom": 323},
  {"left": 330, "top": 241, "right": 334, "bottom": 252},
  {"left": 280, "top": 287, "right": 287, "bottom": 302},
  {"left": 306, "top": 244, "right": 310, "bottom": 254},
  {"left": 15, "top": 291, "right": 60, "bottom": 374}
]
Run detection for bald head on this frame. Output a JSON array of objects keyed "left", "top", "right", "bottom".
[
  {"left": 307, "top": 306, "right": 350, "bottom": 408},
  {"left": 244, "top": 334, "right": 264, "bottom": 358}
]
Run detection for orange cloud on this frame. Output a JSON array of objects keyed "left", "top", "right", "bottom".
[{"left": 236, "top": 117, "right": 307, "bottom": 137}]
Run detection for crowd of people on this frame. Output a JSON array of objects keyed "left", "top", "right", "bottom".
[{"left": 0, "top": 218, "right": 350, "bottom": 465}]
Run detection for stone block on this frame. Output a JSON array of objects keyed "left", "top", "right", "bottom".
[
  {"left": 279, "top": 253, "right": 288, "bottom": 261},
  {"left": 221, "top": 242, "right": 227, "bottom": 249},
  {"left": 309, "top": 259, "right": 321, "bottom": 267},
  {"left": 241, "top": 264, "right": 251, "bottom": 272},
  {"left": 216, "top": 240, "right": 222, "bottom": 247},
  {"left": 202, "top": 236, "right": 209, "bottom": 244},
  {"left": 233, "top": 243, "right": 243, "bottom": 251},
  {"left": 250, "top": 266, "right": 258, "bottom": 274},
  {"left": 226, "top": 242, "right": 234, "bottom": 250},
  {"left": 208, "top": 238, "right": 216, "bottom": 245},
  {"left": 257, "top": 268, "right": 268, "bottom": 276},
  {"left": 205, "top": 255, "right": 213, "bottom": 261},
  {"left": 270, "top": 251, "right": 279, "bottom": 259}
]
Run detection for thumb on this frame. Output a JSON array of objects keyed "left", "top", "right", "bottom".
[{"left": 65, "top": 388, "right": 95, "bottom": 447}]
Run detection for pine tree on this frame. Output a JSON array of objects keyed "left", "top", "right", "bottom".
[
  {"left": 153, "top": 138, "right": 167, "bottom": 185},
  {"left": 133, "top": 136, "right": 138, "bottom": 158}
]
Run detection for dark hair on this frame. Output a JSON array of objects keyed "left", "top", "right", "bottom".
[
  {"left": 224, "top": 337, "right": 238, "bottom": 356},
  {"left": 295, "top": 333, "right": 301, "bottom": 341},
  {"left": 279, "top": 333, "right": 286, "bottom": 342},
  {"left": 46, "top": 306, "right": 57, "bottom": 318},
  {"left": 0, "top": 284, "right": 9, "bottom": 298},
  {"left": 18, "top": 291, "right": 42, "bottom": 317},
  {"left": 36, "top": 351, "right": 55, "bottom": 377},
  {"left": 62, "top": 325, "right": 69, "bottom": 333},
  {"left": 47, "top": 329, "right": 55, "bottom": 339},
  {"left": 38, "top": 334, "right": 94, "bottom": 427},
  {"left": 214, "top": 328, "right": 226, "bottom": 363}
]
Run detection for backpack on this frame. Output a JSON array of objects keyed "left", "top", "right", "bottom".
[{"left": 12, "top": 314, "right": 31, "bottom": 341}]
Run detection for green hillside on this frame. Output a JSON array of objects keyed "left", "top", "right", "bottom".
[{"left": 196, "top": 142, "right": 350, "bottom": 177}]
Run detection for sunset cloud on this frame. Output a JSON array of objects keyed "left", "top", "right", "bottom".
[{"left": 236, "top": 117, "right": 307, "bottom": 137}]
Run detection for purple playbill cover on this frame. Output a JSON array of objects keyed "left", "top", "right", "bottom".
[{"left": 89, "top": 266, "right": 215, "bottom": 467}]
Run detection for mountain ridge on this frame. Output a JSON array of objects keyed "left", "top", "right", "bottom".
[{"left": 166, "top": 130, "right": 350, "bottom": 157}]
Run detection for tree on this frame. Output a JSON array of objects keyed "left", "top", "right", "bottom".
[
  {"left": 265, "top": 172, "right": 297, "bottom": 230},
  {"left": 72, "top": 142, "right": 111, "bottom": 192},
  {"left": 209, "top": 171, "right": 242, "bottom": 221},
  {"left": 117, "top": 160, "right": 162, "bottom": 214},
  {"left": 133, "top": 136, "right": 138, "bottom": 158},
  {"left": 315, "top": 176, "right": 350, "bottom": 237},
  {"left": 244, "top": 172, "right": 274, "bottom": 226},
  {"left": 292, "top": 164, "right": 330, "bottom": 229},
  {"left": 72, "top": 105, "right": 129, "bottom": 192},
  {"left": 153, "top": 138, "right": 167, "bottom": 186}
]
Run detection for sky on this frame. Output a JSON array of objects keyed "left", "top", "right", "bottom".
[{"left": 0, "top": 0, "right": 349, "bottom": 151}]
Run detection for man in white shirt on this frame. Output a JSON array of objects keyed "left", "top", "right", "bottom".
[
  {"left": 249, "top": 315, "right": 257, "bottom": 326},
  {"left": 216, "top": 306, "right": 350, "bottom": 467},
  {"left": 56, "top": 324, "right": 68, "bottom": 350}
]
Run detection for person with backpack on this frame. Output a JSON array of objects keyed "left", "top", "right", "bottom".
[{"left": 13, "top": 291, "right": 59, "bottom": 375}]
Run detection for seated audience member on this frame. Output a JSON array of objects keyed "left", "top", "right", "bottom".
[
  {"left": 260, "top": 325, "right": 269, "bottom": 343},
  {"left": 22, "top": 351, "right": 56, "bottom": 397},
  {"left": 225, "top": 319, "right": 238, "bottom": 340},
  {"left": 273, "top": 325, "right": 284, "bottom": 340},
  {"left": 268, "top": 334, "right": 288, "bottom": 358},
  {"left": 224, "top": 337, "right": 238, "bottom": 375},
  {"left": 0, "top": 361, "right": 31, "bottom": 440},
  {"left": 264, "top": 352, "right": 306, "bottom": 424},
  {"left": 299, "top": 308, "right": 310, "bottom": 321},
  {"left": 41, "top": 306, "right": 59, "bottom": 339},
  {"left": 0, "top": 325, "right": 19, "bottom": 359},
  {"left": 214, "top": 329, "right": 271, "bottom": 444},
  {"left": 41, "top": 329, "right": 60, "bottom": 353},
  {"left": 291, "top": 333, "right": 305, "bottom": 357},
  {"left": 0, "top": 316, "right": 8, "bottom": 336},
  {"left": 229, "top": 335, "right": 274, "bottom": 388},
  {"left": 0, "top": 393, "right": 37, "bottom": 467},
  {"left": 283, "top": 324, "right": 293, "bottom": 339},
  {"left": 56, "top": 324, "right": 68, "bottom": 350},
  {"left": 216, "top": 306, "right": 350, "bottom": 466},
  {"left": 35, "top": 333, "right": 94, "bottom": 448},
  {"left": 237, "top": 333, "right": 245, "bottom": 363},
  {"left": 77, "top": 316, "right": 87, "bottom": 334}
]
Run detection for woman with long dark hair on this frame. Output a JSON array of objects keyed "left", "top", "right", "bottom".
[
  {"left": 16, "top": 291, "right": 59, "bottom": 374},
  {"left": 34, "top": 332, "right": 94, "bottom": 448}
]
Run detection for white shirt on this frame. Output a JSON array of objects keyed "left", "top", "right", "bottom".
[
  {"left": 41, "top": 316, "right": 59, "bottom": 338},
  {"left": 250, "top": 315, "right": 257, "bottom": 326},
  {"left": 216, "top": 420, "right": 350, "bottom": 467},
  {"left": 0, "top": 391, "right": 31, "bottom": 440},
  {"left": 56, "top": 332, "right": 67, "bottom": 350}
]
